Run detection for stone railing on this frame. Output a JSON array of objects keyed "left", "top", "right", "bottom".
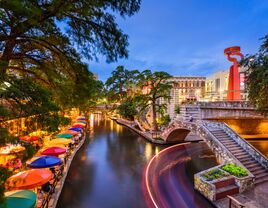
[
  {"left": 198, "top": 121, "right": 255, "bottom": 190},
  {"left": 161, "top": 120, "right": 197, "bottom": 139},
  {"left": 222, "top": 122, "right": 268, "bottom": 170},
  {"left": 198, "top": 122, "right": 237, "bottom": 164},
  {"left": 198, "top": 101, "right": 254, "bottom": 109}
]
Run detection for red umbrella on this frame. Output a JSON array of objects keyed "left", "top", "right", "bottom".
[
  {"left": 41, "top": 146, "right": 66, "bottom": 157},
  {"left": 20, "top": 136, "right": 40, "bottom": 142},
  {"left": 72, "top": 124, "right": 85, "bottom": 128}
]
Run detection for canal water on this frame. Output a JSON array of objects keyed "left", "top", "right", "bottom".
[
  {"left": 249, "top": 140, "right": 268, "bottom": 158},
  {"left": 57, "top": 115, "right": 217, "bottom": 208}
]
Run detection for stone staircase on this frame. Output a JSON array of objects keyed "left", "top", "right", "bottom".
[
  {"left": 214, "top": 177, "right": 239, "bottom": 200},
  {"left": 208, "top": 127, "right": 268, "bottom": 184}
]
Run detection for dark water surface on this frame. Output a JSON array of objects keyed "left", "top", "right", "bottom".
[
  {"left": 248, "top": 139, "right": 268, "bottom": 158},
  {"left": 57, "top": 115, "right": 217, "bottom": 208}
]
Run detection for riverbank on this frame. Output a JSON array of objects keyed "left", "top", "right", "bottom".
[
  {"left": 114, "top": 118, "right": 171, "bottom": 144},
  {"left": 49, "top": 133, "right": 87, "bottom": 208}
]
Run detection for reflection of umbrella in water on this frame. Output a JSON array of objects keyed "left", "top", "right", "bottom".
[
  {"left": 56, "top": 134, "right": 73, "bottom": 139},
  {"left": 28, "top": 156, "right": 62, "bottom": 168},
  {"left": 6, "top": 169, "right": 52, "bottom": 190},
  {"left": 1, "top": 190, "right": 36, "bottom": 208},
  {"left": 41, "top": 146, "right": 66, "bottom": 157}
]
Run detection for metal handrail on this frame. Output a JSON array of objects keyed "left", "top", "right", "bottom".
[{"left": 227, "top": 195, "right": 245, "bottom": 208}]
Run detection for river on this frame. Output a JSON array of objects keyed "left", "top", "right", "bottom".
[{"left": 57, "top": 114, "right": 217, "bottom": 208}]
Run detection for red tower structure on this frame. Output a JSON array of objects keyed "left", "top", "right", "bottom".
[{"left": 224, "top": 46, "right": 244, "bottom": 100}]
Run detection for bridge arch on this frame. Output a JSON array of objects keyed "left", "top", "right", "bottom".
[{"left": 165, "top": 128, "right": 191, "bottom": 142}]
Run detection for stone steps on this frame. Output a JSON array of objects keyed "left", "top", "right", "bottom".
[
  {"left": 215, "top": 184, "right": 239, "bottom": 200},
  {"left": 209, "top": 128, "right": 268, "bottom": 185},
  {"left": 255, "top": 176, "right": 268, "bottom": 185}
]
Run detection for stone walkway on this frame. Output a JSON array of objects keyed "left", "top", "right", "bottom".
[
  {"left": 215, "top": 181, "right": 268, "bottom": 208},
  {"left": 48, "top": 134, "right": 86, "bottom": 208}
]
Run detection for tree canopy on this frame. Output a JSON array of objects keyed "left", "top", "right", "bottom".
[{"left": 242, "top": 36, "right": 268, "bottom": 114}]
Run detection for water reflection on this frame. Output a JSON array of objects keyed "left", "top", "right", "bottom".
[
  {"left": 57, "top": 115, "right": 164, "bottom": 208},
  {"left": 249, "top": 139, "right": 268, "bottom": 158},
  {"left": 57, "top": 115, "right": 216, "bottom": 208}
]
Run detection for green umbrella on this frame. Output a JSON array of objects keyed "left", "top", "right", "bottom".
[
  {"left": 0, "top": 190, "right": 36, "bottom": 208},
  {"left": 77, "top": 121, "right": 87, "bottom": 124},
  {"left": 56, "top": 133, "right": 73, "bottom": 139}
]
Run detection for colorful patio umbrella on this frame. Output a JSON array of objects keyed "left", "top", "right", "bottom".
[
  {"left": 72, "top": 124, "right": 85, "bottom": 129},
  {"left": 77, "top": 121, "right": 87, "bottom": 124},
  {"left": 1, "top": 190, "right": 36, "bottom": 208},
  {"left": 28, "top": 156, "right": 62, "bottom": 168},
  {"left": 77, "top": 118, "right": 86, "bottom": 121},
  {"left": 41, "top": 146, "right": 66, "bottom": 157},
  {"left": 20, "top": 136, "right": 40, "bottom": 142},
  {"left": 6, "top": 169, "right": 52, "bottom": 190},
  {"left": 68, "top": 127, "right": 82, "bottom": 132},
  {"left": 73, "top": 122, "right": 86, "bottom": 126},
  {"left": 63, "top": 130, "right": 79, "bottom": 135},
  {"left": 56, "top": 133, "right": 73, "bottom": 139},
  {"left": 45, "top": 139, "right": 72, "bottom": 147}
]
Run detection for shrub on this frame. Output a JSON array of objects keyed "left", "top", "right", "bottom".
[
  {"left": 175, "top": 105, "right": 180, "bottom": 114},
  {"left": 157, "top": 114, "right": 171, "bottom": 127},
  {"left": 202, "top": 168, "right": 229, "bottom": 181},
  {"left": 221, "top": 163, "right": 248, "bottom": 178},
  {"left": 117, "top": 99, "right": 138, "bottom": 120}
]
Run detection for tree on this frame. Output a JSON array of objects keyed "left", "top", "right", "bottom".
[
  {"left": 242, "top": 36, "right": 268, "bottom": 115},
  {"left": 0, "top": 0, "right": 141, "bottom": 81},
  {"left": 135, "top": 70, "right": 172, "bottom": 131},
  {"left": 117, "top": 99, "right": 138, "bottom": 120},
  {"left": 105, "top": 66, "right": 140, "bottom": 102}
]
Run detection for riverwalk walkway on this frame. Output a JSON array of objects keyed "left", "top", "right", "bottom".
[{"left": 49, "top": 133, "right": 86, "bottom": 208}]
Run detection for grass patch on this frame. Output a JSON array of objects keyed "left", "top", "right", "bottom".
[
  {"left": 202, "top": 168, "right": 229, "bottom": 181},
  {"left": 221, "top": 163, "right": 248, "bottom": 178}
]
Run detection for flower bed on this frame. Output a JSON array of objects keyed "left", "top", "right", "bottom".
[
  {"left": 221, "top": 163, "right": 248, "bottom": 178},
  {"left": 201, "top": 168, "right": 230, "bottom": 181}
]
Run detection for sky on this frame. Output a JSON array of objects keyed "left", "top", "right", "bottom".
[{"left": 87, "top": 0, "right": 268, "bottom": 81}]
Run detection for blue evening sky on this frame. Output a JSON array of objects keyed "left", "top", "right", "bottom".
[{"left": 87, "top": 0, "right": 268, "bottom": 81}]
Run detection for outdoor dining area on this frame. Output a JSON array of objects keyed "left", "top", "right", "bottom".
[{"left": 0, "top": 116, "right": 87, "bottom": 208}]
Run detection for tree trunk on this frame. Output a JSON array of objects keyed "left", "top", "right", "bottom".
[
  {"left": 0, "top": 39, "right": 16, "bottom": 80},
  {"left": 151, "top": 100, "right": 158, "bottom": 131}
]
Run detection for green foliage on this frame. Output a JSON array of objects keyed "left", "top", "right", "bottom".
[
  {"left": 175, "top": 105, "right": 180, "bottom": 114},
  {"left": 221, "top": 163, "right": 248, "bottom": 178},
  {"left": 135, "top": 70, "right": 172, "bottom": 130},
  {"left": 106, "top": 66, "right": 140, "bottom": 102},
  {"left": 117, "top": 99, "right": 138, "bottom": 120},
  {"left": 0, "top": 167, "right": 12, "bottom": 204},
  {"left": 157, "top": 115, "right": 171, "bottom": 127},
  {"left": 242, "top": 36, "right": 268, "bottom": 114},
  {"left": 202, "top": 168, "right": 229, "bottom": 181}
]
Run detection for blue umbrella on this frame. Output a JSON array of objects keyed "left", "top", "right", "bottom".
[
  {"left": 68, "top": 127, "right": 82, "bottom": 132},
  {"left": 28, "top": 156, "right": 62, "bottom": 168}
]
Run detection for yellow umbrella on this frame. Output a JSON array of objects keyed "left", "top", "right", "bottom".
[
  {"left": 73, "top": 123, "right": 86, "bottom": 126},
  {"left": 44, "top": 139, "right": 72, "bottom": 147}
]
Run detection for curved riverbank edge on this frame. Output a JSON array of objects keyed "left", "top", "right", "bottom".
[
  {"left": 50, "top": 133, "right": 87, "bottom": 208},
  {"left": 113, "top": 118, "right": 178, "bottom": 145}
]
